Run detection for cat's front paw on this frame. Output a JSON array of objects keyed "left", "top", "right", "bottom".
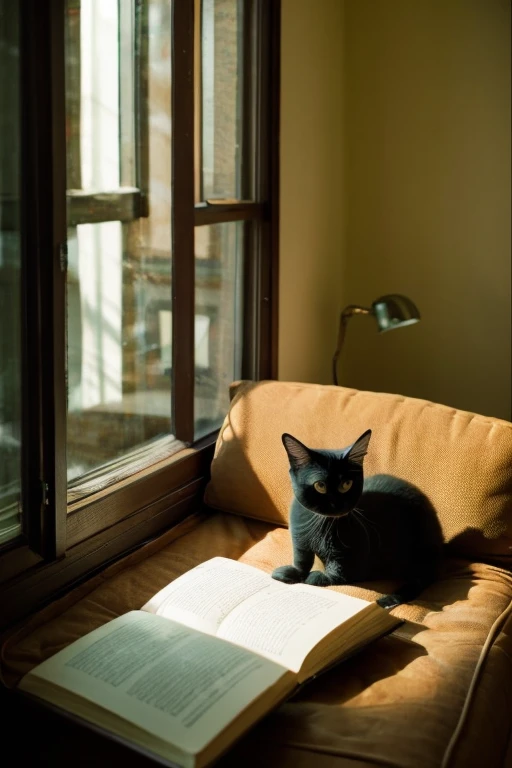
[
  {"left": 305, "top": 570, "right": 331, "bottom": 587},
  {"left": 272, "top": 565, "right": 306, "bottom": 584}
]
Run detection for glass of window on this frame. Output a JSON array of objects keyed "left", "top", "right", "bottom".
[
  {"left": 65, "top": 0, "right": 176, "bottom": 500},
  {"left": 198, "top": 0, "right": 245, "bottom": 202},
  {"left": 194, "top": 223, "right": 244, "bottom": 439},
  {"left": 0, "top": 0, "right": 22, "bottom": 543}
]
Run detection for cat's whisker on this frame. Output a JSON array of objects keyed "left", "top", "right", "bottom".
[
  {"left": 353, "top": 510, "right": 372, "bottom": 553},
  {"left": 354, "top": 507, "right": 371, "bottom": 520},
  {"left": 354, "top": 508, "right": 380, "bottom": 530},
  {"left": 299, "top": 515, "right": 320, "bottom": 531},
  {"left": 333, "top": 519, "right": 348, "bottom": 549},
  {"left": 298, "top": 514, "right": 328, "bottom": 548},
  {"left": 359, "top": 518, "right": 381, "bottom": 544},
  {"left": 320, "top": 517, "right": 335, "bottom": 545},
  {"left": 307, "top": 517, "right": 325, "bottom": 535}
]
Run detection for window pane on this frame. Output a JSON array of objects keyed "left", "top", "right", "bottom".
[
  {"left": 0, "top": 0, "right": 22, "bottom": 542},
  {"left": 66, "top": 0, "right": 125, "bottom": 190},
  {"left": 199, "top": 0, "right": 244, "bottom": 201},
  {"left": 194, "top": 222, "right": 243, "bottom": 439},
  {"left": 65, "top": 0, "right": 175, "bottom": 496}
]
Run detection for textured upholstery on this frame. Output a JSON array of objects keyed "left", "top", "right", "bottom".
[
  {"left": 3, "top": 382, "right": 512, "bottom": 767},
  {"left": 2, "top": 510, "right": 512, "bottom": 768},
  {"left": 205, "top": 380, "right": 512, "bottom": 564}
]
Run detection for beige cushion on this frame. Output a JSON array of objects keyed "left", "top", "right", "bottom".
[
  {"left": 204, "top": 380, "right": 512, "bottom": 564},
  {"left": 3, "top": 510, "right": 512, "bottom": 768}
]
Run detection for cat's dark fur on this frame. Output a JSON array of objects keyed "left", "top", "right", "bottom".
[{"left": 271, "top": 430, "right": 444, "bottom": 609}]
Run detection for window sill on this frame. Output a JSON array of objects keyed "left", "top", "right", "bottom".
[
  {"left": 66, "top": 439, "right": 212, "bottom": 546},
  {"left": 0, "top": 438, "right": 216, "bottom": 631}
]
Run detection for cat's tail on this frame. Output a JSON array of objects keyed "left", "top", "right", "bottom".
[
  {"left": 376, "top": 571, "right": 437, "bottom": 610},
  {"left": 377, "top": 547, "right": 445, "bottom": 610}
]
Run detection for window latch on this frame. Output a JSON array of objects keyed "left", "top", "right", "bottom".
[
  {"left": 59, "top": 242, "right": 68, "bottom": 272},
  {"left": 41, "top": 481, "right": 49, "bottom": 507}
]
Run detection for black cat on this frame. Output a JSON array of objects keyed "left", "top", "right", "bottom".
[{"left": 271, "top": 430, "right": 444, "bottom": 608}]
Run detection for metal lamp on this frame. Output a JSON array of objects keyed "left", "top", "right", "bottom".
[{"left": 332, "top": 294, "right": 420, "bottom": 386}]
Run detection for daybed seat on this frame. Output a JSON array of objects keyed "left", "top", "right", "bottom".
[{"left": 2, "top": 380, "right": 512, "bottom": 768}]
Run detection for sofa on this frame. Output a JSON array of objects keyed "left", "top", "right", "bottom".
[{"left": 2, "top": 379, "right": 512, "bottom": 768}]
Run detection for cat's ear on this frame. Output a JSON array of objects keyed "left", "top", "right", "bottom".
[
  {"left": 282, "top": 433, "right": 313, "bottom": 470},
  {"left": 346, "top": 429, "right": 372, "bottom": 466}
]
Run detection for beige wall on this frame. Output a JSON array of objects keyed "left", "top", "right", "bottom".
[
  {"left": 278, "top": 0, "right": 344, "bottom": 384},
  {"left": 341, "top": 0, "right": 511, "bottom": 420},
  {"left": 279, "top": 0, "right": 511, "bottom": 421}
]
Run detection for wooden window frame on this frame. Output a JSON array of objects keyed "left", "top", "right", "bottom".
[{"left": 0, "top": 0, "right": 280, "bottom": 631}]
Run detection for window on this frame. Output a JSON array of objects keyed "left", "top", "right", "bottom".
[
  {"left": 0, "top": 0, "right": 279, "bottom": 630},
  {"left": 0, "top": 0, "right": 22, "bottom": 546},
  {"left": 65, "top": 0, "right": 175, "bottom": 496}
]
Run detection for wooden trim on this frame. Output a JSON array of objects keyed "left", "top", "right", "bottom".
[
  {"left": 67, "top": 436, "right": 187, "bottom": 504},
  {"left": 0, "top": 438, "right": 214, "bottom": 588},
  {"left": 66, "top": 442, "right": 214, "bottom": 546},
  {"left": 194, "top": 201, "right": 266, "bottom": 226},
  {"left": 254, "top": 0, "right": 271, "bottom": 380},
  {"left": 267, "top": 0, "right": 280, "bottom": 379},
  {"left": 240, "top": 0, "right": 254, "bottom": 201},
  {"left": 134, "top": 0, "right": 150, "bottom": 215},
  {"left": 0, "top": 480, "right": 206, "bottom": 631},
  {"left": 20, "top": 0, "right": 42, "bottom": 554},
  {"left": 240, "top": 0, "right": 260, "bottom": 380},
  {"left": 194, "top": 0, "right": 203, "bottom": 203},
  {"left": 172, "top": 0, "right": 195, "bottom": 445},
  {"left": 67, "top": 188, "right": 144, "bottom": 226},
  {"left": 240, "top": 0, "right": 280, "bottom": 380},
  {"left": 49, "top": 0, "right": 69, "bottom": 558},
  {"left": 20, "top": 0, "right": 68, "bottom": 559},
  {"left": 253, "top": 0, "right": 268, "bottom": 201},
  {"left": 0, "top": 544, "right": 43, "bottom": 586},
  {"left": 248, "top": 0, "right": 280, "bottom": 380}
]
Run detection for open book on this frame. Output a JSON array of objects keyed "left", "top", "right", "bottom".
[{"left": 19, "top": 556, "right": 401, "bottom": 768}]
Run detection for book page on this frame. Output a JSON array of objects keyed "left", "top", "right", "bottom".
[
  {"left": 217, "top": 582, "right": 374, "bottom": 674},
  {"left": 141, "top": 557, "right": 279, "bottom": 635},
  {"left": 20, "top": 611, "right": 289, "bottom": 760}
]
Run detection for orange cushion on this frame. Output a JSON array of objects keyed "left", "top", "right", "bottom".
[
  {"left": 3, "top": 510, "right": 512, "bottom": 767},
  {"left": 204, "top": 380, "right": 512, "bottom": 564}
]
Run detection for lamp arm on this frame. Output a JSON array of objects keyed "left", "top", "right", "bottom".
[{"left": 332, "top": 306, "right": 371, "bottom": 386}]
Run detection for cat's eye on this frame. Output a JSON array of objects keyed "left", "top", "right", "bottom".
[
  {"left": 313, "top": 481, "right": 327, "bottom": 494},
  {"left": 338, "top": 480, "right": 353, "bottom": 493}
]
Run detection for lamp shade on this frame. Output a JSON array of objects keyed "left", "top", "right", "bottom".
[{"left": 371, "top": 294, "right": 420, "bottom": 333}]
